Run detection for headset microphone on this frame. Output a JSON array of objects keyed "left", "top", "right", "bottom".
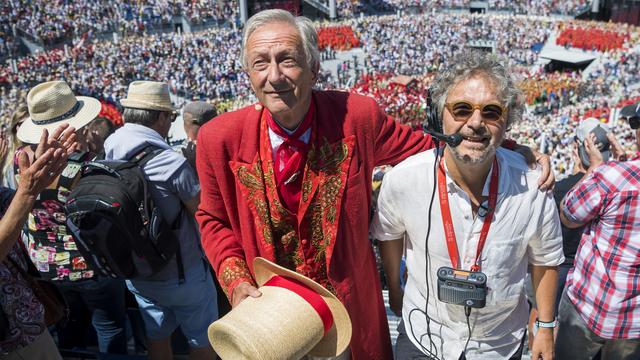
[{"left": 425, "top": 130, "right": 463, "bottom": 148}]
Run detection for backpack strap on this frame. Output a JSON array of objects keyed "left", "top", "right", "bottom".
[
  {"left": 169, "top": 199, "right": 185, "bottom": 284},
  {"left": 175, "top": 238, "right": 185, "bottom": 284},
  {"left": 129, "top": 145, "right": 164, "bottom": 168},
  {"left": 57, "top": 151, "right": 90, "bottom": 190},
  {"left": 126, "top": 145, "right": 162, "bottom": 246},
  {"left": 129, "top": 144, "right": 186, "bottom": 283}
]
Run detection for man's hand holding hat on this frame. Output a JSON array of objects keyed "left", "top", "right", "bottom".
[{"left": 231, "top": 281, "right": 262, "bottom": 308}]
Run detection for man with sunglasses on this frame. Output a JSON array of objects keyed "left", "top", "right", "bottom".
[
  {"left": 555, "top": 106, "right": 640, "bottom": 359},
  {"left": 372, "top": 51, "right": 564, "bottom": 360}
]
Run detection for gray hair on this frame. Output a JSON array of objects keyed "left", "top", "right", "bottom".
[
  {"left": 240, "top": 9, "right": 320, "bottom": 71},
  {"left": 122, "top": 108, "right": 161, "bottom": 127},
  {"left": 430, "top": 50, "right": 523, "bottom": 129}
]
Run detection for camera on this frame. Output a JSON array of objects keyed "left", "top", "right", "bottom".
[
  {"left": 576, "top": 123, "right": 611, "bottom": 168},
  {"left": 437, "top": 266, "right": 487, "bottom": 308}
]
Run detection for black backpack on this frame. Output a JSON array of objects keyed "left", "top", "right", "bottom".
[{"left": 64, "top": 145, "right": 184, "bottom": 281}]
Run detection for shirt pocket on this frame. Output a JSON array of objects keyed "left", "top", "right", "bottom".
[{"left": 481, "top": 234, "right": 528, "bottom": 304}]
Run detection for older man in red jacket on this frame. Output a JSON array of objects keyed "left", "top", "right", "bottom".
[{"left": 196, "top": 9, "right": 552, "bottom": 360}]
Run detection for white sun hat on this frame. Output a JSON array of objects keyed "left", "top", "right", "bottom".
[{"left": 18, "top": 81, "right": 101, "bottom": 144}]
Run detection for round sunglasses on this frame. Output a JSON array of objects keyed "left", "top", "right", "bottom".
[
  {"left": 444, "top": 101, "right": 506, "bottom": 123},
  {"left": 629, "top": 116, "right": 640, "bottom": 130}
]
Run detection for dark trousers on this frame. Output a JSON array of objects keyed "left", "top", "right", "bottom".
[
  {"left": 556, "top": 290, "right": 640, "bottom": 360},
  {"left": 56, "top": 277, "right": 127, "bottom": 354},
  {"left": 394, "top": 320, "right": 524, "bottom": 360},
  {"left": 554, "top": 263, "right": 572, "bottom": 316}
]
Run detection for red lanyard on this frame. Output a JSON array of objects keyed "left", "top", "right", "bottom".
[{"left": 437, "top": 156, "right": 499, "bottom": 272}]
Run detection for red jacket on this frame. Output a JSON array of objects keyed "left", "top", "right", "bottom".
[{"left": 196, "top": 90, "right": 435, "bottom": 359}]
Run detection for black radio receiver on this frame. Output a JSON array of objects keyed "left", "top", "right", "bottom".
[{"left": 437, "top": 266, "right": 487, "bottom": 308}]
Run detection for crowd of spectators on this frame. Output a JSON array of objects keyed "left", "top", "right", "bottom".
[
  {"left": 346, "top": 13, "right": 638, "bottom": 178},
  {"left": 334, "top": 0, "right": 365, "bottom": 18},
  {"left": 520, "top": 71, "right": 582, "bottom": 106},
  {"left": 253, "top": 1, "right": 300, "bottom": 16},
  {"left": 1, "top": 8, "right": 640, "bottom": 360},
  {"left": 487, "top": 0, "right": 591, "bottom": 16},
  {"left": 511, "top": 90, "right": 640, "bottom": 178},
  {"left": 337, "top": 0, "right": 591, "bottom": 17},
  {"left": 0, "top": 26, "right": 253, "bottom": 125},
  {"left": 1, "top": 11, "right": 639, "bottom": 179},
  {"left": 2, "top": 0, "right": 238, "bottom": 45},
  {"left": 350, "top": 73, "right": 431, "bottom": 129},
  {"left": 356, "top": 13, "right": 552, "bottom": 76},
  {"left": 0, "top": 5, "right": 20, "bottom": 59},
  {"left": 496, "top": 45, "right": 640, "bottom": 178},
  {"left": 585, "top": 50, "right": 640, "bottom": 98},
  {"left": 556, "top": 23, "right": 630, "bottom": 51},
  {"left": 0, "top": 26, "right": 17, "bottom": 59},
  {"left": 318, "top": 24, "right": 360, "bottom": 50}
]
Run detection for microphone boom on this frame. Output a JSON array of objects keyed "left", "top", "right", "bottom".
[{"left": 425, "top": 130, "right": 463, "bottom": 147}]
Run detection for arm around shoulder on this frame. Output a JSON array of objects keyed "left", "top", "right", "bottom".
[{"left": 370, "top": 98, "right": 435, "bottom": 166}]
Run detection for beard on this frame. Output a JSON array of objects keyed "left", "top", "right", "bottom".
[{"left": 449, "top": 139, "right": 498, "bottom": 165}]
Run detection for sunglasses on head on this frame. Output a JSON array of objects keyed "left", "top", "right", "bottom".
[
  {"left": 444, "top": 101, "right": 506, "bottom": 123},
  {"left": 629, "top": 116, "right": 640, "bottom": 130}
]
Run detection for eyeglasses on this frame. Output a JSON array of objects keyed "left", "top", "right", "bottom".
[
  {"left": 629, "top": 116, "right": 640, "bottom": 130},
  {"left": 444, "top": 101, "right": 506, "bottom": 123}
]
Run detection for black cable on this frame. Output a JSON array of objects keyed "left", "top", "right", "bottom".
[
  {"left": 464, "top": 306, "right": 472, "bottom": 354},
  {"left": 407, "top": 142, "right": 442, "bottom": 360}
]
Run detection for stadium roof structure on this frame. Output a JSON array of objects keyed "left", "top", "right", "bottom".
[
  {"left": 538, "top": 48, "right": 598, "bottom": 64},
  {"left": 537, "top": 31, "right": 599, "bottom": 65}
]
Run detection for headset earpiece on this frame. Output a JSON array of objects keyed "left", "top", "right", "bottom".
[{"left": 425, "top": 89, "right": 442, "bottom": 134}]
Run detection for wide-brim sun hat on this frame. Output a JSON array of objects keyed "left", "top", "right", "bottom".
[
  {"left": 120, "top": 80, "right": 176, "bottom": 112},
  {"left": 208, "top": 257, "right": 352, "bottom": 360},
  {"left": 18, "top": 81, "right": 101, "bottom": 144}
]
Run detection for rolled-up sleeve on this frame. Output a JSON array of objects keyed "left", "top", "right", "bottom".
[
  {"left": 370, "top": 171, "right": 405, "bottom": 241},
  {"left": 528, "top": 191, "right": 565, "bottom": 266},
  {"left": 562, "top": 170, "right": 604, "bottom": 226}
]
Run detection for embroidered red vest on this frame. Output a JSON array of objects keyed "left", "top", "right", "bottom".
[{"left": 229, "top": 110, "right": 354, "bottom": 293}]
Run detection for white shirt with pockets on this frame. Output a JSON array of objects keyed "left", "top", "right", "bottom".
[{"left": 371, "top": 148, "right": 564, "bottom": 360}]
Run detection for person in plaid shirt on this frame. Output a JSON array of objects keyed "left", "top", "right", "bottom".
[{"left": 557, "top": 124, "right": 640, "bottom": 359}]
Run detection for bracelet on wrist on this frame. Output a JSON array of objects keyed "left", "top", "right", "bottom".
[{"left": 534, "top": 318, "right": 557, "bottom": 329}]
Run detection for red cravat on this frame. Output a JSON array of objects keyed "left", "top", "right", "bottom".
[{"left": 265, "top": 101, "right": 315, "bottom": 213}]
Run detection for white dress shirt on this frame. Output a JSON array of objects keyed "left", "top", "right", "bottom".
[{"left": 371, "top": 148, "right": 564, "bottom": 360}]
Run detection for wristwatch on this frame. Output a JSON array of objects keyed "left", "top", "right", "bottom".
[{"left": 534, "top": 318, "right": 558, "bottom": 332}]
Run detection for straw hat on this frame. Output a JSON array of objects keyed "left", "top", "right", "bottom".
[
  {"left": 120, "top": 81, "right": 176, "bottom": 112},
  {"left": 208, "top": 258, "right": 352, "bottom": 360},
  {"left": 17, "top": 81, "right": 101, "bottom": 144}
]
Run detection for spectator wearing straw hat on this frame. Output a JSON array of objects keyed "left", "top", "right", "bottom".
[
  {"left": 104, "top": 81, "right": 218, "bottom": 360},
  {"left": 14, "top": 81, "right": 128, "bottom": 355}
]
